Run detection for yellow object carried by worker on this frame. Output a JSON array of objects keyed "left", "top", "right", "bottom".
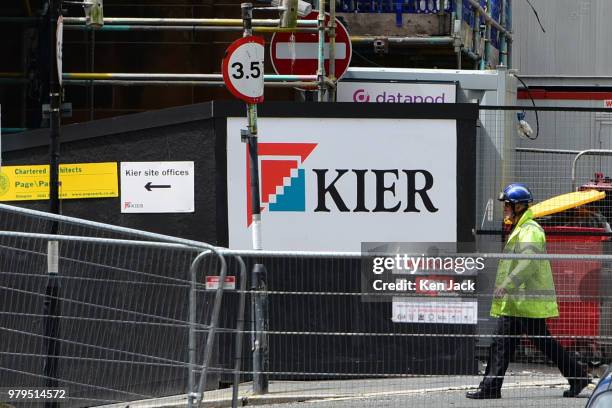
[{"left": 530, "top": 190, "right": 605, "bottom": 219}]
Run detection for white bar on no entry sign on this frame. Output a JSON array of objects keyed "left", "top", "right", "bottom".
[{"left": 275, "top": 43, "right": 347, "bottom": 60}]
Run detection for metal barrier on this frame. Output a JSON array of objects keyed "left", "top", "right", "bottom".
[
  {"left": 4, "top": 105, "right": 612, "bottom": 408},
  {"left": 2, "top": 196, "right": 612, "bottom": 407},
  {"left": 208, "top": 248, "right": 609, "bottom": 407},
  {"left": 477, "top": 106, "right": 612, "bottom": 234},
  {"left": 0, "top": 203, "right": 246, "bottom": 408}
]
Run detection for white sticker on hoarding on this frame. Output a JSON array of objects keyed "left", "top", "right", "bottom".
[
  {"left": 226, "top": 117, "right": 457, "bottom": 251},
  {"left": 120, "top": 161, "right": 194, "bottom": 213},
  {"left": 392, "top": 298, "right": 477, "bottom": 325},
  {"left": 205, "top": 276, "right": 236, "bottom": 290}
]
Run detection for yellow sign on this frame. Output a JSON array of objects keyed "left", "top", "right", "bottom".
[{"left": 0, "top": 162, "right": 118, "bottom": 201}]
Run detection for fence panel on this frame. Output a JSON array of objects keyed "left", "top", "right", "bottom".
[
  {"left": 4, "top": 105, "right": 612, "bottom": 407},
  {"left": 478, "top": 107, "right": 612, "bottom": 231},
  {"left": 215, "top": 249, "right": 609, "bottom": 407},
  {"left": 0, "top": 204, "right": 234, "bottom": 408}
]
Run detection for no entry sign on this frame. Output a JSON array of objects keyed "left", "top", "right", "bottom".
[
  {"left": 270, "top": 12, "right": 352, "bottom": 79},
  {"left": 222, "top": 36, "right": 265, "bottom": 104}
]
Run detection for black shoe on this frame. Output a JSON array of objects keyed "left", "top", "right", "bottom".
[
  {"left": 466, "top": 388, "right": 501, "bottom": 399},
  {"left": 563, "top": 378, "right": 589, "bottom": 398}
]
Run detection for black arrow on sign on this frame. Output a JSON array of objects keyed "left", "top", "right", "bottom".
[{"left": 145, "top": 182, "right": 171, "bottom": 191}]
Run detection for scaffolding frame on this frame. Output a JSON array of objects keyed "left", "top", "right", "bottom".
[
  {"left": 0, "top": 0, "right": 512, "bottom": 132},
  {"left": 0, "top": 0, "right": 338, "bottom": 135},
  {"left": 53, "top": 0, "right": 510, "bottom": 90},
  {"left": 54, "top": 2, "right": 339, "bottom": 101},
  {"left": 333, "top": 0, "right": 512, "bottom": 69}
]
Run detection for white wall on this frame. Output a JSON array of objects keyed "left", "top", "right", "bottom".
[{"left": 512, "top": 0, "right": 612, "bottom": 76}]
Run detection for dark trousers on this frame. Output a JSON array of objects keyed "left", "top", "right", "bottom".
[{"left": 481, "top": 316, "right": 586, "bottom": 391}]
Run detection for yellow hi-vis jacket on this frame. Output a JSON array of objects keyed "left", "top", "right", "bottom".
[{"left": 490, "top": 208, "right": 559, "bottom": 318}]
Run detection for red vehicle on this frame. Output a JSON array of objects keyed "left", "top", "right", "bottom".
[
  {"left": 579, "top": 173, "right": 612, "bottom": 223},
  {"left": 578, "top": 174, "right": 612, "bottom": 362},
  {"left": 515, "top": 188, "right": 611, "bottom": 363},
  {"left": 539, "top": 207, "right": 609, "bottom": 362}
]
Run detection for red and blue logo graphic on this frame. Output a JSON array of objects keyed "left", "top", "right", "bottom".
[{"left": 246, "top": 143, "right": 317, "bottom": 226}]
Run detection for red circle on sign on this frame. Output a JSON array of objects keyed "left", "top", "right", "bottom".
[
  {"left": 222, "top": 35, "right": 265, "bottom": 104},
  {"left": 270, "top": 12, "right": 352, "bottom": 80}
]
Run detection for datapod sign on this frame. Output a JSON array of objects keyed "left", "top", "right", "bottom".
[
  {"left": 226, "top": 117, "right": 458, "bottom": 251},
  {"left": 337, "top": 81, "right": 456, "bottom": 104}
]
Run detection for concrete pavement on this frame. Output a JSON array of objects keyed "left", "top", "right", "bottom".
[{"left": 98, "top": 363, "right": 600, "bottom": 408}]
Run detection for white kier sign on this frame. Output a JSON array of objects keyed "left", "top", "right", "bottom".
[{"left": 120, "top": 161, "right": 195, "bottom": 213}]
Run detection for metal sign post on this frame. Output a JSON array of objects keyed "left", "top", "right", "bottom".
[
  {"left": 221, "top": 2, "right": 269, "bottom": 396},
  {"left": 241, "top": 3, "right": 269, "bottom": 395},
  {"left": 45, "top": 2, "right": 62, "bottom": 408}
]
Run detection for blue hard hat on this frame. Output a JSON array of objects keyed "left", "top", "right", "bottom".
[{"left": 498, "top": 183, "right": 533, "bottom": 204}]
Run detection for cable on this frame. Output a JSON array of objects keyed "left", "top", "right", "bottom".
[
  {"left": 514, "top": 73, "right": 540, "bottom": 140},
  {"left": 526, "top": 0, "right": 546, "bottom": 33},
  {"left": 351, "top": 49, "right": 386, "bottom": 68}
]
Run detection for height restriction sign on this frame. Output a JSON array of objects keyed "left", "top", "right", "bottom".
[{"left": 222, "top": 36, "right": 265, "bottom": 104}]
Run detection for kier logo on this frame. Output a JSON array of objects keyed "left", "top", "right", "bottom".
[
  {"left": 246, "top": 143, "right": 318, "bottom": 226},
  {"left": 245, "top": 142, "right": 441, "bottom": 226},
  {"left": 124, "top": 201, "right": 144, "bottom": 209}
]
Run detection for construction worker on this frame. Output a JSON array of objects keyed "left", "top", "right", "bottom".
[{"left": 466, "top": 183, "right": 589, "bottom": 399}]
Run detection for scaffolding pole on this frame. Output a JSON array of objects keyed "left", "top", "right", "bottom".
[
  {"left": 481, "top": 0, "right": 492, "bottom": 70},
  {"left": 63, "top": 17, "right": 318, "bottom": 27},
  {"left": 64, "top": 24, "right": 318, "bottom": 33},
  {"left": 328, "top": 0, "right": 336, "bottom": 101},
  {"left": 351, "top": 36, "right": 454, "bottom": 46},
  {"left": 0, "top": 16, "right": 38, "bottom": 24},
  {"left": 1, "top": 128, "right": 30, "bottom": 133},
  {"left": 472, "top": 5, "right": 480, "bottom": 70},
  {"left": 63, "top": 80, "right": 320, "bottom": 88},
  {"left": 499, "top": 0, "right": 507, "bottom": 66},
  {"left": 60, "top": 73, "right": 322, "bottom": 90},
  {"left": 465, "top": 0, "right": 512, "bottom": 40},
  {"left": 317, "top": 0, "right": 326, "bottom": 102},
  {"left": 507, "top": 0, "right": 513, "bottom": 68},
  {"left": 459, "top": 0, "right": 513, "bottom": 69},
  {"left": 62, "top": 72, "right": 318, "bottom": 81},
  {"left": 454, "top": 0, "right": 463, "bottom": 69}
]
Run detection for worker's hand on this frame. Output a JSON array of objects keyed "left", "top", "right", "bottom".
[{"left": 494, "top": 287, "right": 507, "bottom": 299}]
